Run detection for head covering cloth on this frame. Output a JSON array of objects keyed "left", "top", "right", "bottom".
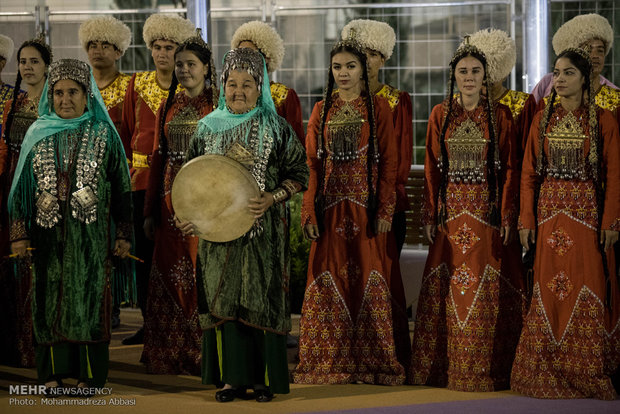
[
  {"left": 9, "top": 58, "right": 126, "bottom": 218},
  {"left": 195, "top": 48, "right": 278, "bottom": 166}
]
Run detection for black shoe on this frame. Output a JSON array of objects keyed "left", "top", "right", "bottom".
[
  {"left": 122, "top": 327, "right": 144, "bottom": 345},
  {"left": 286, "top": 334, "right": 298, "bottom": 348},
  {"left": 254, "top": 388, "right": 273, "bottom": 402},
  {"left": 215, "top": 388, "right": 237, "bottom": 403}
]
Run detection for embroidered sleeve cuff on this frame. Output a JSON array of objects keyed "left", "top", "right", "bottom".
[
  {"left": 10, "top": 220, "right": 28, "bottom": 242},
  {"left": 607, "top": 218, "right": 620, "bottom": 232}
]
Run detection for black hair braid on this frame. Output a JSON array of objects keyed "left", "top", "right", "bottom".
[
  {"left": 313, "top": 68, "right": 335, "bottom": 230},
  {"left": 3, "top": 72, "right": 22, "bottom": 143},
  {"left": 318, "top": 70, "right": 336, "bottom": 158},
  {"left": 437, "top": 70, "right": 455, "bottom": 227},
  {"left": 484, "top": 75, "right": 500, "bottom": 226},
  {"left": 158, "top": 72, "right": 179, "bottom": 158}
]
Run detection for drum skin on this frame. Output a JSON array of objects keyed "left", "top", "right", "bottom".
[{"left": 171, "top": 154, "right": 259, "bottom": 242}]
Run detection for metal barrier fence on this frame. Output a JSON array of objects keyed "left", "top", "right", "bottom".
[{"left": 3, "top": 1, "right": 615, "bottom": 163}]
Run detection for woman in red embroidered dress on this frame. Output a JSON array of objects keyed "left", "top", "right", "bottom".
[
  {"left": 141, "top": 32, "right": 217, "bottom": 375},
  {"left": 0, "top": 37, "right": 51, "bottom": 367},
  {"left": 511, "top": 48, "right": 620, "bottom": 400},
  {"left": 409, "top": 41, "right": 524, "bottom": 391},
  {"left": 293, "top": 39, "right": 405, "bottom": 385}
]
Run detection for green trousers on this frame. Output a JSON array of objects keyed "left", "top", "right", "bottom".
[
  {"left": 202, "top": 322, "right": 290, "bottom": 394},
  {"left": 36, "top": 342, "right": 109, "bottom": 388}
]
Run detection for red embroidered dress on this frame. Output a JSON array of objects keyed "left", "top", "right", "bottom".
[
  {"left": 294, "top": 93, "right": 405, "bottom": 385},
  {"left": 410, "top": 97, "right": 525, "bottom": 391},
  {"left": 0, "top": 94, "right": 39, "bottom": 367},
  {"left": 375, "top": 84, "right": 413, "bottom": 370},
  {"left": 142, "top": 90, "right": 214, "bottom": 374},
  {"left": 271, "top": 82, "right": 305, "bottom": 145},
  {"left": 511, "top": 105, "right": 620, "bottom": 400}
]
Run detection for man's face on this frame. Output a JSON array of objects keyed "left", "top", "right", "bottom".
[
  {"left": 87, "top": 41, "right": 121, "bottom": 70},
  {"left": 151, "top": 39, "right": 178, "bottom": 72},
  {"left": 581, "top": 38, "right": 606, "bottom": 77}
]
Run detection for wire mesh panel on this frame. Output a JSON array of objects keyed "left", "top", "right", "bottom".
[
  {"left": 549, "top": 0, "right": 618, "bottom": 85},
  {"left": 270, "top": 2, "right": 513, "bottom": 165}
]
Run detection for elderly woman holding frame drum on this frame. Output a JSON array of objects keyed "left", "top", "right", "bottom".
[{"left": 175, "top": 48, "right": 308, "bottom": 403}]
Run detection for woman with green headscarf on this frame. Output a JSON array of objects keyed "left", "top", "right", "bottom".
[
  {"left": 8, "top": 59, "right": 133, "bottom": 395},
  {"left": 176, "top": 48, "right": 308, "bottom": 403}
]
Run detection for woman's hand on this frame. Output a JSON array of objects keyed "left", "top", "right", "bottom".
[
  {"left": 175, "top": 216, "right": 196, "bottom": 237},
  {"left": 113, "top": 239, "right": 131, "bottom": 258},
  {"left": 376, "top": 218, "right": 391, "bottom": 233},
  {"left": 143, "top": 216, "right": 155, "bottom": 241},
  {"left": 303, "top": 224, "right": 320, "bottom": 241},
  {"left": 519, "top": 229, "right": 535, "bottom": 250},
  {"left": 600, "top": 230, "right": 619, "bottom": 251},
  {"left": 249, "top": 192, "right": 274, "bottom": 219},
  {"left": 424, "top": 224, "right": 437, "bottom": 244},
  {"left": 500, "top": 226, "right": 512, "bottom": 246},
  {"left": 11, "top": 240, "right": 31, "bottom": 258}
]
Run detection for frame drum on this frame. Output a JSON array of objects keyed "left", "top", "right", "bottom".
[{"left": 171, "top": 154, "right": 260, "bottom": 242}]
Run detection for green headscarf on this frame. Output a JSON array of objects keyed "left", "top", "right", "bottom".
[
  {"left": 193, "top": 48, "right": 282, "bottom": 182},
  {"left": 8, "top": 58, "right": 127, "bottom": 217}
]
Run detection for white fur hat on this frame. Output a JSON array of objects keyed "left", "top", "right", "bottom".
[
  {"left": 465, "top": 28, "right": 516, "bottom": 84},
  {"left": 0, "top": 34, "right": 14, "bottom": 63},
  {"left": 143, "top": 14, "right": 195, "bottom": 49},
  {"left": 79, "top": 16, "right": 132, "bottom": 55},
  {"left": 552, "top": 13, "right": 613, "bottom": 56},
  {"left": 231, "top": 21, "right": 284, "bottom": 73},
  {"left": 341, "top": 19, "right": 396, "bottom": 60}
]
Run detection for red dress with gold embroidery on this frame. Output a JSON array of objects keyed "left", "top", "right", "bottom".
[
  {"left": 294, "top": 93, "right": 405, "bottom": 385},
  {"left": 375, "top": 84, "right": 413, "bottom": 370},
  {"left": 271, "top": 82, "right": 305, "bottom": 146},
  {"left": 410, "top": 97, "right": 524, "bottom": 391},
  {"left": 511, "top": 105, "right": 620, "bottom": 400},
  {"left": 141, "top": 90, "right": 214, "bottom": 374},
  {"left": 0, "top": 95, "right": 39, "bottom": 367}
]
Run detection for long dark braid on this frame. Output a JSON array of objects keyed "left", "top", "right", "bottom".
[
  {"left": 359, "top": 49, "right": 378, "bottom": 223},
  {"left": 3, "top": 39, "right": 52, "bottom": 143},
  {"left": 157, "top": 72, "right": 179, "bottom": 158},
  {"left": 483, "top": 71, "right": 500, "bottom": 226},
  {"left": 437, "top": 70, "right": 455, "bottom": 226},
  {"left": 314, "top": 70, "right": 335, "bottom": 230}
]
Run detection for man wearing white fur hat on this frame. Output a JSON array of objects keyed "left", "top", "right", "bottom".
[
  {"left": 79, "top": 16, "right": 133, "bottom": 331},
  {"left": 120, "top": 14, "right": 194, "bottom": 345},
  {"left": 79, "top": 16, "right": 132, "bottom": 133},
  {"left": 0, "top": 34, "right": 15, "bottom": 137},
  {"left": 231, "top": 21, "right": 305, "bottom": 145},
  {"left": 531, "top": 13, "right": 617, "bottom": 104},
  {"left": 341, "top": 18, "right": 413, "bottom": 372}
]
